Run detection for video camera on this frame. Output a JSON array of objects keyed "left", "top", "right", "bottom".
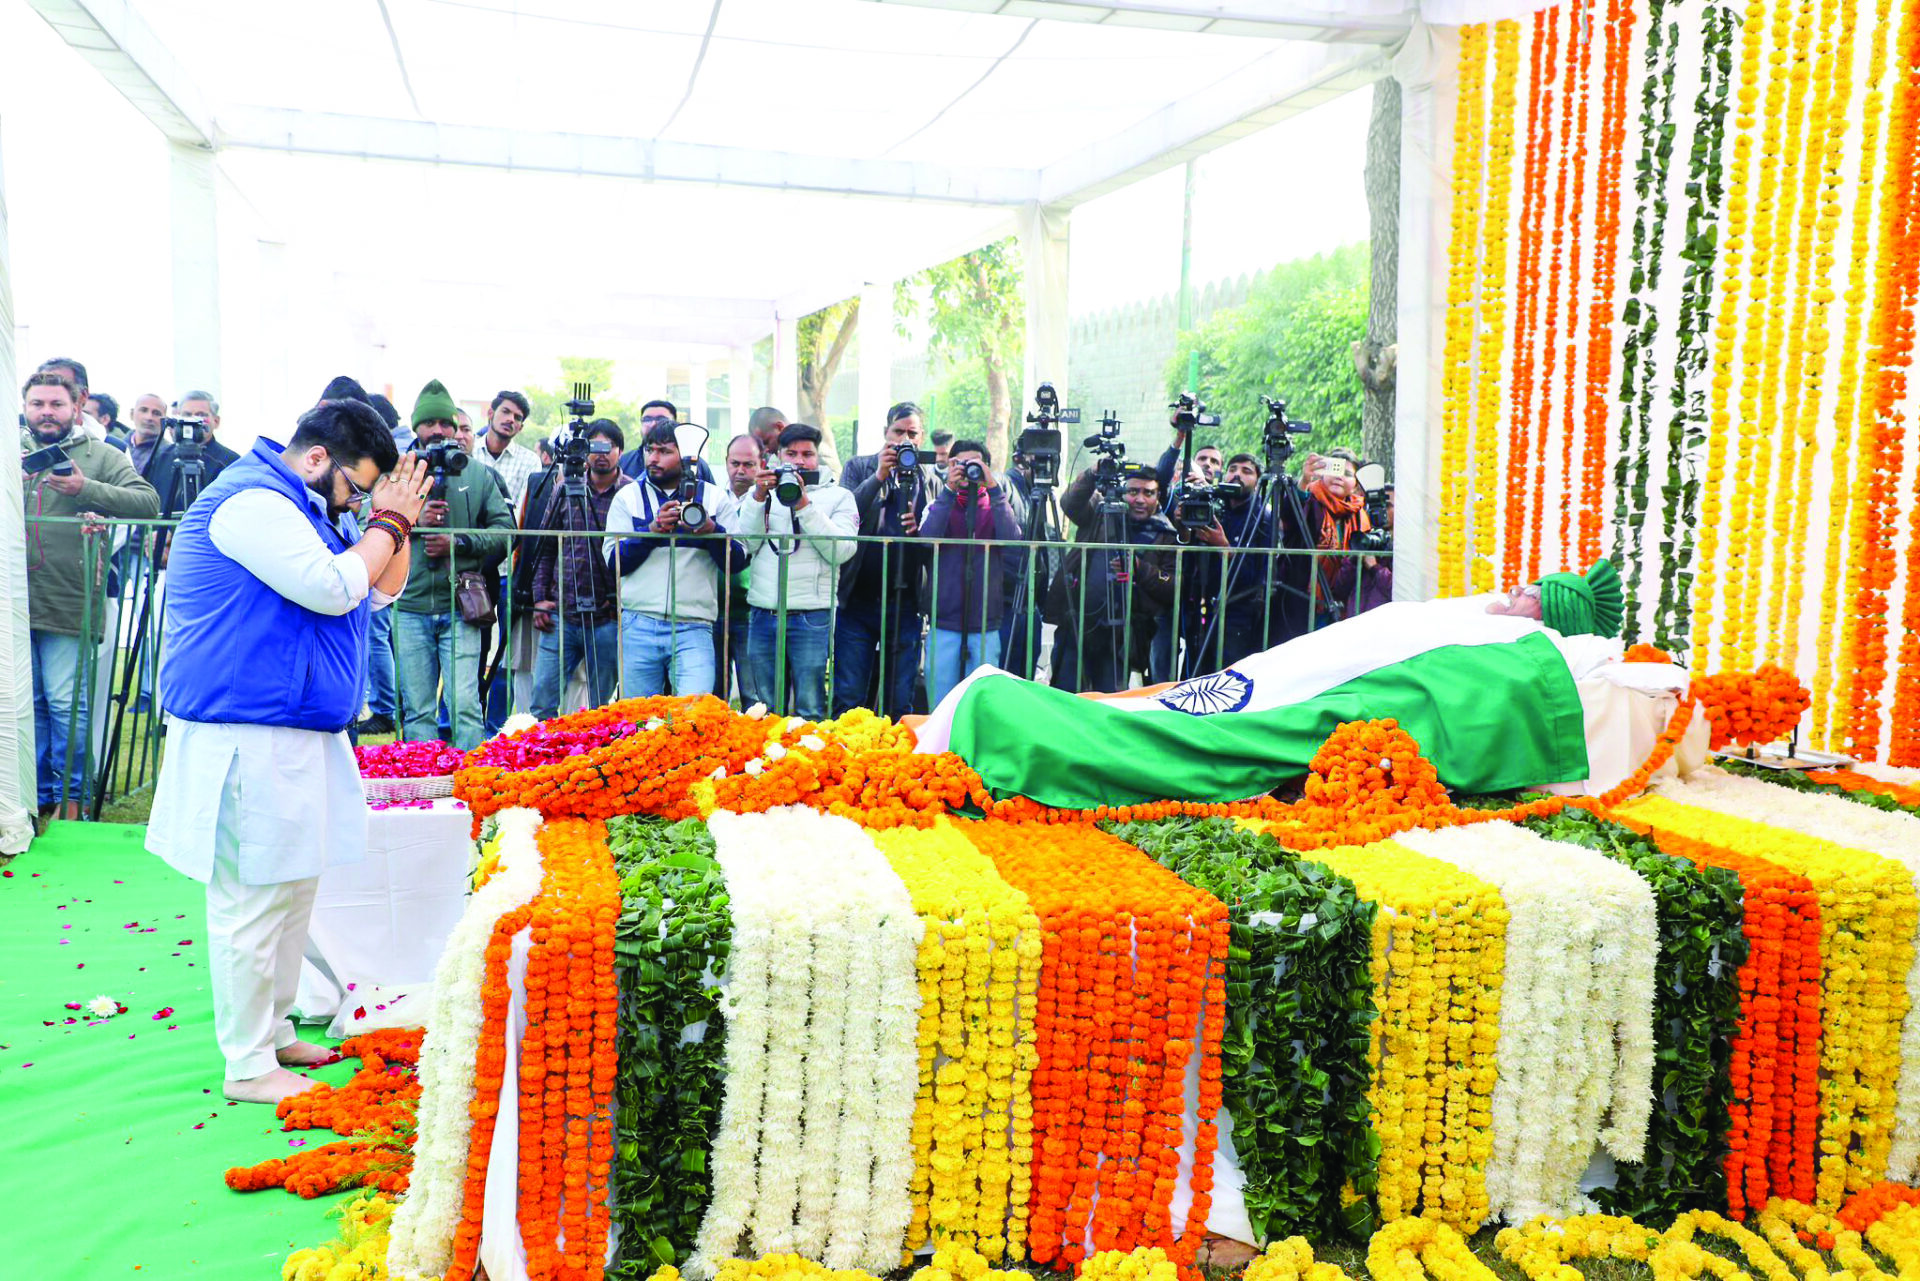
[
  {"left": 1017, "top": 382, "right": 1078, "bottom": 492},
  {"left": 550, "top": 383, "right": 597, "bottom": 488},
  {"left": 1169, "top": 391, "right": 1221, "bottom": 434},
  {"left": 163, "top": 415, "right": 214, "bottom": 453},
  {"left": 1084, "top": 411, "right": 1130, "bottom": 515},
  {"left": 1260, "top": 395, "right": 1312, "bottom": 471},
  {"left": 1355, "top": 461, "right": 1393, "bottom": 554}
]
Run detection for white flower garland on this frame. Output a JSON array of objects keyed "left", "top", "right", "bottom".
[
  {"left": 387, "top": 807, "right": 547, "bottom": 1281},
  {"left": 1655, "top": 768, "right": 1920, "bottom": 1179},
  {"left": 1856, "top": 762, "right": 1920, "bottom": 787},
  {"left": 689, "top": 807, "right": 922, "bottom": 1278},
  {"left": 1399, "top": 821, "right": 1657, "bottom": 1224}
]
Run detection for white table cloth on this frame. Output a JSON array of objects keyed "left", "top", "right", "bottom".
[{"left": 296, "top": 797, "right": 474, "bottom": 1038}]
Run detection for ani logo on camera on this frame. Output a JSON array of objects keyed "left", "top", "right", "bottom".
[{"left": 1156, "top": 669, "right": 1254, "bottom": 716}]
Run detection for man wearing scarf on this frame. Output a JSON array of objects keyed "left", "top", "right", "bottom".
[{"left": 917, "top": 439, "right": 1020, "bottom": 705}]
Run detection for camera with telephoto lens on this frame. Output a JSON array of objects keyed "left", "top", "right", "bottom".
[
  {"left": 678, "top": 476, "right": 708, "bottom": 530},
  {"left": 1017, "top": 382, "right": 1077, "bottom": 492},
  {"left": 1354, "top": 461, "right": 1393, "bottom": 553},
  {"left": 773, "top": 466, "right": 818, "bottom": 507},
  {"left": 959, "top": 460, "right": 987, "bottom": 487},
  {"left": 896, "top": 443, "right": 920, "bottom": 473},
  {"left": 1260, "top": 395, "right": 1313, "bottom": 470},
  {"left": 422, "top": 439, "right": 469, "bottom": 502}
]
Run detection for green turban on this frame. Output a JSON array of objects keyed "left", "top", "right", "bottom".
[
  {"left": 1538, "top": 558, "right": 1624, "bottom": 638},
  {"left": 411, "top": 378, "right": 458, "bottom": 429}
]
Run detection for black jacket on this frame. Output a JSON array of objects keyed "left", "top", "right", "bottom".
[
  {"left": 835, "top": 450, "right": 930, "bottom": 609},
  {"left": 1045, "top": 469, "right": 1179, "bottom": 671}
]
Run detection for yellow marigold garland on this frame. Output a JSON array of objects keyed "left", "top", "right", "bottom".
[
  {"left": 1292, "top": 839, "right": 1507, "bottom": 1233},
  {"left": 1811, "top": 0, "right": 1896, "bottom": 746},
  {"left": 1245, "top": 1237, "right": 1360, "bottom": 1281},
  {"left": 1468, "top": 21, "right": 1519, "bottom": 594},
  {"left": 1079, "top": 1246, "right": 1182, "bottom": 1281},
  {"left": 1868, "top": 1202, "right": 1920, "bottom": 1276},
  {"left": 1694, "top": 0, "right": 1771, "bottom": 661},
  {"left": 1366, "top": 1217, "right": 1497, "bottom": 1281},
  {"left": 1438, "top": 24, "right": 1489, "bottom": 597},
  {"left": 870, "top": 820, "right": 1043, "bottom": 1261},
  {"left": 1613, "top": 796, "right": 1918, "bottom": 1204},
  {"left": 1747, "top": 0, "right": 1826, "bottom": 664}
]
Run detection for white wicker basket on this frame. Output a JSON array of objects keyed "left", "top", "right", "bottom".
[{"left": 361, "top": 773, "right": 457, "bottom": 804}]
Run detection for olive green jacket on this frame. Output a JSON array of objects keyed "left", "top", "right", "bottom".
[
  {"left": 22, "top": 429, "right": 161, "bottom": 638},
  {"left": 396, "top": 463, "right": 517, "bottom": 615}
]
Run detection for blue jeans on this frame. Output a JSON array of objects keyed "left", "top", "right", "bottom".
[
  {"left": 621, "top": 613, "right": 717, "bottom": 698},
  {"left": 531, "top": 617, "right": 622, "bottom": 718},
  {"left": 748, "top": 606, "right": 832, "bottom": 720},
  {"left": 720, "top": 610, "right": 757, "bottom": 708},
  {"left": 927, "top": 626, "right": 1001, "bottom": 708},
  {"left": 831, "top": 596, "right": 921, "bottom": 718},
  {"left": 32, "top": 631, "right": 88, "bottom": 808},
  {"left": 363, "top": 605, "right": 397, "bottom": 721},
  {"left": 393, "top": 610, "right": 488, "bottom": 750},
  {"left": 483, "top": 575, "right": 513, "bottom": 733}
]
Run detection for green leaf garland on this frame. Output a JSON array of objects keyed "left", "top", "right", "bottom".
[
  {"left": 1656, "top": 1, "right": 1737, "bottom": 650},
  {"left": 1103, "top": 817, "right": 1378, "bottom": 1242},
  {"left": 607, "top": 815, "right": 735, "bottom": 1274},
  {"left": 1615, "top": 0, "right": 1679, "bottom": 640}
]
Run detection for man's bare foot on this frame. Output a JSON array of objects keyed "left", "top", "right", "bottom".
[
  {"left": 1199, "top": 1234, "right": 1261, "bottom": 1270},
  {"left": 277, "top": 1041, "right": 339, "bottom": 1068},
  {"left": 224, "top": 1067, "right": 320, "bottom": 1104}
]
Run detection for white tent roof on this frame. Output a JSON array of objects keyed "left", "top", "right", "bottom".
[{"left": 28, "top": 0, "right": 1401, "bottom": 349}]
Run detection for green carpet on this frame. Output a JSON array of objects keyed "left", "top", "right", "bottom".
[{"left": 0, "top": 823, "right": 376, "bottom": 1280}]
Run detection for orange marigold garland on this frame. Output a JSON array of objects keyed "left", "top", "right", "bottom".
[
  {"left": 516, "top": 817, "right": 622, "bottom": 1281},
  {"left": 1805, "top": 768, "right": 1920, "bottom": 809},
  {"left": 1692, "top": 665, "right": 1813, "bottom": 751},
  {"left": 1505, "top": 6, "right": 1558, "bottom": 587},
  {"left": 1554, "top": 0, "right": 1596, "bottom": 572},
  {"left": 961, "top": 821, "right": 1228, "bottom": 1274},
  {"left": 1600, "top": 808, "right": 1822, "bottom": 1214},
  {"left": 1579, "top": 0, "right": 1636, "bottom": 567}
]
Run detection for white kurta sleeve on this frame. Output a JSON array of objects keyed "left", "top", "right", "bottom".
[{"left": 208, "top": 488, "right": 371, "bottom": 616}]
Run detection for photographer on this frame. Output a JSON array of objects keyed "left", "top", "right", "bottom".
[
  {"left": 20, "top": 371, "right": 160, "bottom": 818},
  {"left": 732, "top": 423, "right": 859, "bottom": 718},
  {"left": 1175, "top": 452, "right": 1275, "bottom": 675},
  {"left": 604, "top": 420, "right": 742, "bottom": 698},
  {"left": 832, "top": 401, "right": 930, "bottom": 718},
  {"left": 391, "top": 379, "right": 515, "bottom": 750},
  {"left": 524, "top": 421, "right": 629, "bottom": 716},
  {"left": 997, "top": 447, "right": 1053, "bottom": 681},
  {"left": 1045, "top": 463, "right": 1177, "bottom": 694},
  {"left": 1278, "top": 451, "right": 1373, "bottom": 635},
  {"left": 918, "top": 439, "right": 1020, "bottom": 705},
  {"left": 172, "top": 389, "right": 242, "bottom": 483},
  {"left": 1155, "top": 427, "right": 1224, "bottom": 504}
]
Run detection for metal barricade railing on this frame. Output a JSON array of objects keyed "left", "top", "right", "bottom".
[{"left": 23, "top": 512, "right": 1390, "bottom": 820}]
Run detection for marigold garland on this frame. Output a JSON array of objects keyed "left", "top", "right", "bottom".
[
  {"left": 870, "top": 821, "right": 1044, "bottom": 1261},
  {"left": 1579, "top": 0, "right": 1635, "bottom": 569},
  {"left": 1438, "top": 23, "right": 1489, "bottom": 598},
  {"left": 281, "top": 1189, "right": 398, "bottom": 1281},
  {"left": 960, "top": 820, "right": 1227, "bottom": 1273},
  {"left": 1469, "top": 21, "right": 1520, "bottom": 595},
  {"left": 226, "top": 1030, "right": 425, "bottom": 1200},
  {"left": 1366, "top": 1216, "right": 1498, "bottom": 1281},
  {"left": 1504, "top": 6, "right": 1557, "bottom": 588},
  {"left": 1692, "top": 665, "right": 1812, "bottom": 750},
  {"left": 1244, "top": 1237, "right": 1359, "bottom": 1281},
  {"left": 1552, "top": 0, "right": 1596, "bottom": 573},
  {"left": 1806, "top": 768, "right": 1920, "bottom": 809},
  {"left": 1615, "top": 794, "right": 1918, "bottom": 1206},
  {"left": 1279, "top": 839, "right": 1506, "bottom": 1233}
]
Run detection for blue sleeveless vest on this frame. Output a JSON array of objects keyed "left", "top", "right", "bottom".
[{"left": 160, "top": 440, "right": 370, "bottom": 733}]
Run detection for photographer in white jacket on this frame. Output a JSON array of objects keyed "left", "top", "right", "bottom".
[{"left": 731, "top": 423, "right": 859, "bottom": 718}]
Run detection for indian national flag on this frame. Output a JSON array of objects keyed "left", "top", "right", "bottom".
[{"left": 912, "top": 600, "right": 1593, "bottom": 810}]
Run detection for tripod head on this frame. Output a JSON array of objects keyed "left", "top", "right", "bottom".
[{"left": 1018, "top": 381, "right": 1078, "bottom": 494}]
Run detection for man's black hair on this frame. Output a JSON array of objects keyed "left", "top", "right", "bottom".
[
  {"left": 950, "top": 438, "right": 992, "bottom": 466},
  {"left": 642, "top": 398, "right": 678, "bottom": 419},
  {"left": 367, "top": 394, "right": 401, "bottom": 432},
  {"left": 1121, "top": 463, "right": 1158, "bottom": 488},
  {"left": 930, "top": 429, "right": 954, "bottom": 447},
  {"left": 642, "top": 420, "right": 679, "bottom": 450},
  {"left": 886, "top": 401, "right": 923, "bottom": 425},
  {"left": 38, "top": 357, "right": 88, "bottom": 391},
  {"left": 1226, "top": 452, "right": 1260, "bottom": 472},
  {"left": 491, "top": 389, "right": 532, "bottom": 418},
  {"left": 321, "top": 375, "right": 369, "bottom": 404},
  {"left": 288, "top": 399, "right": 400, "bottom": 474},
  {"left": 777, "top": 422, "right": 823, "bottom": 450},
  {"left": 1196, "top": 442, "right": 1223, "bottom": 456},
  {"left": 89, "top": 392, "right": 120, "bottom": 424},
  {"left": 587, "top": 420, "right": 626, "bottom": 452}
]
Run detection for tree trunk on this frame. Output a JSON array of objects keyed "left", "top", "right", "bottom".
[
  {"left": 983, "top": 341, "right": 1012, "bottom": 465},
  {"left": 1356, "top": 75, "right": 1401, "bottom": 473},
  {"left": 798, "top": 297, "right": 860, "bottom": 430}
]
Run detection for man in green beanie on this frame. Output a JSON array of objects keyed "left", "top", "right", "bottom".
[
  {"left": 1485, "top": 558, "right": 1626, "bottom": 638},
  {"left": 392, "top": 379, "right": 516, "bottom": 749}
]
